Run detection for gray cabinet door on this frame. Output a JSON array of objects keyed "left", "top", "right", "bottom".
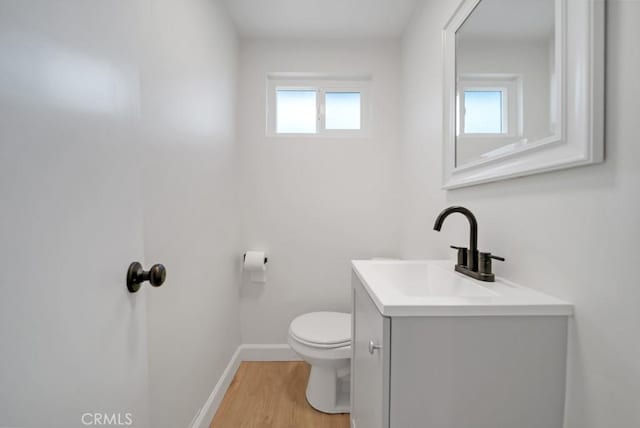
[{"left": 351, "top": 276, "right": 390, "bottom": 428}]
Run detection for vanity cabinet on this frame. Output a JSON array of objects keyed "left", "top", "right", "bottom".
[
  {"left": 350, "top": 278, "right": 390, "bottom": 428},
  {"left": 350, "top": 272, "right": 570, "bottom": 428}
]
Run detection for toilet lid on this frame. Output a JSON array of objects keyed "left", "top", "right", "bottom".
[{"left": 290, "top": 312, "right": 351, "bottom": 346}]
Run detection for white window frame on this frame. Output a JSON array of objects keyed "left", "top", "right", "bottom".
[
  {"left": 457, "top": 74, "right": 523, "bottom": 140},
  {"left": 266, "top": 73, "right": 371, "bottom": 138}
]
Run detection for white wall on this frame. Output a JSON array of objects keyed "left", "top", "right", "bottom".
[
  {"left": 139, "top": 1, "right": 241, "bottom": 428},
  {"left": 401, "top": 1, "right": 640, "bottom": 427},
  {"left": 237, "top": 39, "right": 402, "bottom": 343}
]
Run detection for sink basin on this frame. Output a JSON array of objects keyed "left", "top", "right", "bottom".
[
  {"left": 351, "top": 260, "right": 573, "bottom": 317},
  {"left": 370, "top": 262, "right": 497, "bottom": 298}
]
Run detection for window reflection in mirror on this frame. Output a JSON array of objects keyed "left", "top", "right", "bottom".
[{"left": 455, "top": 0, "right": 557, "bottom": 167}]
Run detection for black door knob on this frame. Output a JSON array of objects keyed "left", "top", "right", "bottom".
[
  {"left": 148, "top": 264, "right": 166, "bottom": 287},
  {"left": 127, "top": 262, "right": 167, "bottom": 293}
]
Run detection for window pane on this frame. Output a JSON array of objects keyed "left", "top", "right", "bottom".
[
  {"left": 277, "top": 90, "right": 317, "bottom": 133},
  {"left": 325, "top": 92, "right": 361, "bottom": 130},
  {"left": 464, "top": 91, "right": 503, "bottom": 134}
]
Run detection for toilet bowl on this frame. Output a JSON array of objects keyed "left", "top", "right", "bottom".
[{"left": 288, "top": 311, "right": 351, "bottom": 414}]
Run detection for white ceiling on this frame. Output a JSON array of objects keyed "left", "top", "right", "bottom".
[
  {"left": 457, "top": 0, "right": 555, "bottom": 40},
  {"left": 221, "top": 0, "right": 421, "bottom": 39}
]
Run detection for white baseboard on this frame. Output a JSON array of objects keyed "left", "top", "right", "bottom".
[
  {"left": 191, "top": 344, "right": 301, "bottom": 428},
  {"left": 190, "top": 346, "right": 242, "bottom": 428},
  {"left": 238, "top": 343, "right": 302, "bottom": 362}
]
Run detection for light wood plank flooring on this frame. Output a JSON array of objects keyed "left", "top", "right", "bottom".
[{"left": 210, "top": 362, "right": 350, "bottom": 428}]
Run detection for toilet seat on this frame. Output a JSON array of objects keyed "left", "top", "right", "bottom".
[{"left": 289, "top": 312, "right": 351, "bottom": 349}]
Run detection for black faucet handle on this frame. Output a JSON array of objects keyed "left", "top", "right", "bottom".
[
  {"left": 450, "top": 245, "right": 468, "bottom": 266},
  {"left": 478, "top": 252, "right": 505, "bottom": 277}
]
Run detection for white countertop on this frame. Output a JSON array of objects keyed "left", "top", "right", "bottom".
[{"left": 351, "top": 259, "right": 573, "bottom": 317}]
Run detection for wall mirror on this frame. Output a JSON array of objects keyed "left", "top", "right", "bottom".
[{"left": 442, "top": 0, "right": 604, "bottom": 189}]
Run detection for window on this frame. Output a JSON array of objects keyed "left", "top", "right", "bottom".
[
  {"left": 457, "top": 74, "right": 522, "bottom": 138},
  {"left": 267, "top": 74, "right": 370, "bottom": 137},
  {"left": 463, "top": 90, "right": 503, "bottom": 134},
  {"left": 325, "top": 92, "right": 361, "bottom": 130},
  {"left": 276, "top": 90, "right": 317, "bottom": 134}
]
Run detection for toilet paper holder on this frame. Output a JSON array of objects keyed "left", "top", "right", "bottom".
[{"left": 243, "top": 253, "right": 268, "bottom": 264}]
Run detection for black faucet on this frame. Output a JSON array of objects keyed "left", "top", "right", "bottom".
[{"left": 433, "top": 206, "right": 504, "bottom": 282}]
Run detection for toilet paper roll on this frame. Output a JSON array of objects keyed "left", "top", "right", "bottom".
[{"left": 243, "top": 250, "right": 267, "bottom": 283}]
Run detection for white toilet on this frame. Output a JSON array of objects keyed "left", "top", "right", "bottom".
[{"left": 288, "top": 311, "right": 351, "bottom": 414}]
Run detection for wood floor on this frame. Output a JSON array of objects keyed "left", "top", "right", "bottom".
[{"left": 210, "top": 362, "right": 350, "bottom": 428}]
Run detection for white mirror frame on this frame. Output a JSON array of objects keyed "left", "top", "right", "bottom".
[{"left": 442, "top": 0, "right": 605, "bottom": 189}]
